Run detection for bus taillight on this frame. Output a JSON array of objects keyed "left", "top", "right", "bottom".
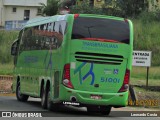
[
  {"left": 118, "top": 69, "right": 130, "bottom": 92},
  {"left": 62, "top": 64, "right": 74, "bottom": 89}
]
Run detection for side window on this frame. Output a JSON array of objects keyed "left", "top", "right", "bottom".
[
  {"left": 36, "top": 21, "right": 65, "bottom": 50},
  {"left": 18, "top": 30, "right": 23, "bottom": 40},
  {"left": 19, "top": 21, "right": 67, "bottom": 51},
  {"left": 54, "top": 21, "right": 60, "bottom": 32},
  {"left": 17, "top": 30, "right": 23, "bottom": 50},
  {"left": 20, "top": 28, "right": 32, "bottom": 52},
  {"left": 59, "top": 20, "right": 67, "bottom": 35},
  {"left": 54, "top": 20, "right": 67, "bottom": 47}
]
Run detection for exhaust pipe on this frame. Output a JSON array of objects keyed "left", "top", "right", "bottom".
[{"left": 70, "top": 96, "right": 77, "bottom": 102}]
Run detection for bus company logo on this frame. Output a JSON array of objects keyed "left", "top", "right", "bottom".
[
  {"left": 113, "top": 69, "right": 119, "bottom": 74},
  {"left": 74, "top": 62, "right": 95, "bottom": 85},
  {"left": 24, "top": 56, "right": 38, "bottom": 63},
  {"left": 83, "top": 41, "right": 118, "bottom": 49}
]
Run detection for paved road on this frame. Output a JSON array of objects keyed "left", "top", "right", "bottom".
[{"left": 0, "top": 96, "right": 159, "bottom": 119}]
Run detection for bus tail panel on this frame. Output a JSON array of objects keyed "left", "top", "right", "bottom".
[{"left": 69, "top": 40, "right": 131, "bottom": 94}]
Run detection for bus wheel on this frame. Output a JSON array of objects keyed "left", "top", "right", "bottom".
[
  {"left": 47, "top": 87, "right": 53, "bottom": 110},
  {"left": 16, "top": 81, "right": 29, "bottom": 102},
  {"left": 87, "top": 106, "right": 99, "bottom": 113},
  {"left": 41, "top": 86, "right": 47, "bottom": 109},
  {"left": 46, "top": 87, "right": 58, "bottom": 111},
  {"left": 99, "top": 106, "right": 111, "bottom": 115}
]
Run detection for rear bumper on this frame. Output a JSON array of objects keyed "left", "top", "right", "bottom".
[{"left": 60, "top": 86, "right": 129, "bottom": 107}]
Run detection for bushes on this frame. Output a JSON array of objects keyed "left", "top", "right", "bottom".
[
  {"left": 0, "top": 30, "right": 18, "bottom": 64},
  {"left": 70, "top": 0, "right": 148, "bottom": 18},
  {"left": 70, "top": 1, "right": 103, "bottom": 14},
  {"left": 133, "top": 18, "right": 160, "bottom": 66}
]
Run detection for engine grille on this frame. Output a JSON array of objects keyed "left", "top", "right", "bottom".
[{"left": 75, "top": 52, "right": 124, "bottom": 65}]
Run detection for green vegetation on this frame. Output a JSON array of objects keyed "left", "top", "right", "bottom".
[
  {"left": 39, "top": 0, "right": 59, "bottom": 16},
  {"left": 0, "top": 30, "right": 18, "bottom": 64},
  {"left": 131, "top": 66, "right": 160, "bottom": 86},
  {"left": 70, "top": 0, "right": 148, "bottom": 18},
  {"left": 132, "top": 66, "right": 160, "bottom": 80},
  {"left": 131, "top": 77, "right": 160, "bottom": 86},
  {"left": 0, "top": 63, "right": 14, "bottom": 75},
  {"left": 133, "top": 19, "right": 160, "bottom": 66}
]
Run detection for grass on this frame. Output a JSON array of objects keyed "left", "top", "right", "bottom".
[
  {"left": 130, "top": 66, "right": 160, "bottom": 86},
  {"left": 131, "top": 66, "right": 160, "bottom": 80},
  {"left": 0, "top": 30, "right": 18, "bottom": 64},
  {"left": 130, "top": 78, "right": 160, "bottom": 86},
  {"left": 130, "top": 67, "right": 160, "bottom": 108},
  {"left": 0, "top": 63, "right": 14, "bottom": 75},
  {"left": 133, "top": 20, "right": 160, "bottom": 66},
  {"left": 133, "top": 87, "right": 160, "bottom": 108}
]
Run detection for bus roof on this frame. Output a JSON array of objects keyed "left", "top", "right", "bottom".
[
  {"left": 78, "top": 14, "right": 125, "bottom": 20},
  {"left": 24, "top": 14, "right": 68, "bottom": 28},
  {"left": 23, "top": 14, "right": 126, "bottom": 28}
]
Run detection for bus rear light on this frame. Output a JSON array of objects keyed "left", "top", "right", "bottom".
[
  {"left": 62, "top": 64, "right": 74, "bottom": 89},
  {"left": 118, "top": 69, "right": 130, "bottom": 92},
  {"left": 74, "top": 14, "right": 79, "bottom": 19}
]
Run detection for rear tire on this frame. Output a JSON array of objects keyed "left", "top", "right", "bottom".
[
  {"left": 47, "top": 87, "right": 53, "bottom": 110},
  {"left": 16, "top": 81, "right": 29, "bottom": 102},
  {"left": 87, "top": 106, "right": 111, "bottom": 115},
  {"left": 87, "top": 106, "right": 99, "bottom": 113},
  {"left": 41, "top": 86, "right": 47, "bottom": 109},
  {"left": 99, "top": 106, "right": 111, "bottom": 115},
  {"left": 46, "top": 87, "right": 59, "bottom": 111}
]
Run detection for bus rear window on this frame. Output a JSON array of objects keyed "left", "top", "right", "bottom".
[{"left": 72, "top": 17, "right": 130, "bottom": 44}]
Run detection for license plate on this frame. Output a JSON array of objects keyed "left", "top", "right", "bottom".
[{"left": 90, "top": 95, "right": 102, "bottom": 100}]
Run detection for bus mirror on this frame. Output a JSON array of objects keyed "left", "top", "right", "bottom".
[{"left": 11, "top": 39, "right": 18, "bottom": 56}]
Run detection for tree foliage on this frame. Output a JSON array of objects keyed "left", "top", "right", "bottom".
[
  {"left": 39, "top": 0, "right": 155, "bottom": 19},
  {"left": 70, "top": 0, "right": 149, "bottom": 18},
  {"left": 70, "top": 0, "right": 103, "bottom": 14},
  {"left": 117, "top": 0, "right": 149, "bottom": 17},
  {"left": 39, "top": 0, "right": 59, "bottom": 16}
]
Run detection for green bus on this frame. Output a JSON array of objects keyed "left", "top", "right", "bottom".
[{"left": 11, "top": 14, "right": 133, "bottom": 115}]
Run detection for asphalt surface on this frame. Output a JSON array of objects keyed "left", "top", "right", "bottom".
[{"left": 0, "top": 96, "right": 159, "bottom": 119}]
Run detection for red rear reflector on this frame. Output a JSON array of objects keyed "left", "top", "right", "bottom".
[
  {"left": 74, "top": 14, "right": 79, "bottom": 19},
  {"left": 62, "top": 64, "right": 74, "bottom": 89},
  {"left": 118, "top": 69, "right": 130, "bottom": 92},
  {"left": 124, "top": 69, "right": 130, "bottom": 84}
]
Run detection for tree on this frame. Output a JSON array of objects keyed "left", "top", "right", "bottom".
[
  {"left": 100, "top": 0, "right": 149, "bottom": 17},
  {"left": 39, "top": 0, "right": 59, "bottom": 16},
  {"left": 117, "top": 0, "right": 149, "bottom": 17},
  {"left": 70, "top": 0, "right": 103, "bottom": 14}
]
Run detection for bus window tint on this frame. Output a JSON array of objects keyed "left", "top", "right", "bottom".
[
  {"left": 72, "top": 17, "right": 130, "bottom": 44},
  {"left": 20, "top": 21, "right": 67, "bottom": 51}
]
